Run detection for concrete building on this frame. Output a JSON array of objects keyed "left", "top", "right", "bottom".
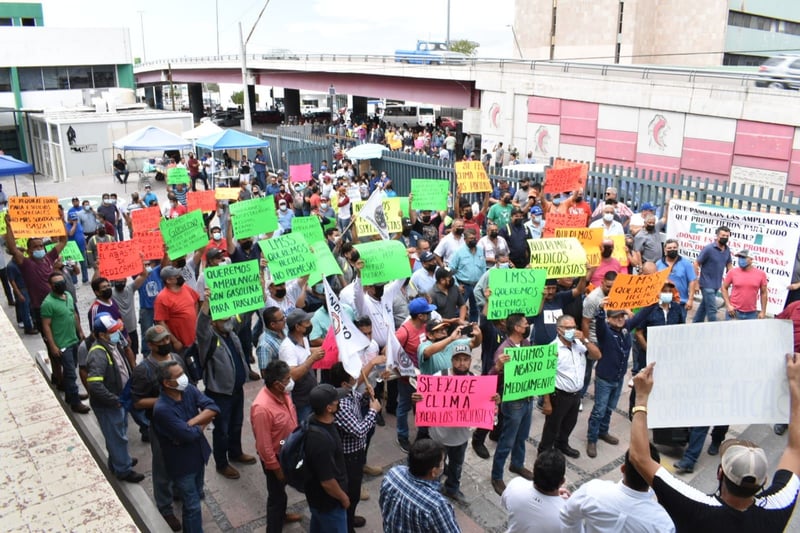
[{"left": 513, "top": 0, "right": 800, "bottom": 66}]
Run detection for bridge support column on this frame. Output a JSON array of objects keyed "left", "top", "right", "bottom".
[
  {"left": 352, "top": 96, "right": 368, "bottom": 118},
  {"left": 283, "top": 88, "right": 300, "bottom": 125},
  {"left": 187, "top": 83, "right": 204, "bottom": 123},
  {"left": 145, "top": 86, "right": 164, "bottom": 109},
  {"left": 247, "top": 85, "right": 257, "bottom": 114}
]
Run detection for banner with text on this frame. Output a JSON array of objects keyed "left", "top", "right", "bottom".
[
  {"left": 8, "top": 196, "right": 65, "bottom": 238},
  {"left": 187, "top": 190, "right": 218, "bottom": 212},
  {"left": 259, "top": 233, "right": 315, "bottom": 284},
  {"left": 415, "top": 375, "right": 498, "bottom": 430},
  {"left": 291, "top": 216, "right": 325, "bottom": 245},
  {"left": 352, "top": 197, "right": 401, "bottom": 237},
  {"left": 354, "top": 239, "right": 411, "bottom": 285},
  {"left": 544, "top": 162, "right": 586, "bottom": 195},
  {"left": 605, "top": 269, "right": 671, "bottom": 310},
  {"left": 230, "top": 195, "right": 278, "bottom": 239},
  {"left": 214, "top": 187, "right": 241, "bottom": 201},
  {"left": 410, "top": 179, "right": 449, "bottom": 211},
  {"left": 289, "top": 163, "right": 313, "bottom": 182},
  {"left": 542, "top": 212, "right": 588, "bottom": 239},
  {"left": 45, "top": 240, "right": 84, "bottom": 262},
  {"left": 167, "top": 167, "right": 190, "bottom": 185},
  {"left": 133, "top": 230, "right": 165, "bottom": 260},
  {"left": 205, "top": 260, "right": 264, "bottom": 320},
  {"left": 555, "top": 227, "right": 604, "bottom": 266},
  {"left": 487, "top": 268, "right": 546, "bottom": 320},
  {"left": 502, "top": 344, "right": 559, "bottom": 401},
  {"left": 455, "top": 161, "right": 492, "bottom": 193},
  {"left": 159, "top": 210, "right": 208, "bottom": 260},
  {"left": 308, "top": 240, "right": 344, "bottom": 286},
  {"left": 131, "top": 206, "right": 162, "bottom": 233},
  {"left": 528, "top": 238, "right": 587, "bottom": 278},
  {"left": 97, "top": 240, "right": 143, "bottom": 279}
]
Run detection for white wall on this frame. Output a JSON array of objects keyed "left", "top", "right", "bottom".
[
  {"left": 0, "top": 27, "right": 132, "bottom": 67},
  {"left": 0, "top": 93, "right": 17, "bottom": 127}
]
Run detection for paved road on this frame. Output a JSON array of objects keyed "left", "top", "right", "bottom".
[{"left": 7, "top": 173, "right": 800, "bottom": 532}]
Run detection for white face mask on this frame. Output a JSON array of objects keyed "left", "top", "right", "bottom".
[
  {"left": 173, "top": 373, "right": 189, "bottom": 391},
  {"left": 284, "top": 378, "right": 295, "bottom": 392},
  {"left": 212, "top": 232, "right": 222, "bottom": 241},
  {"left": 603, "top": 213, "right": 614, "bottom": 222}
]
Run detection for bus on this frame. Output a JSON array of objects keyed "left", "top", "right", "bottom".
[{"left": 382, "top": 103, "right": 438, "bottom": 127}]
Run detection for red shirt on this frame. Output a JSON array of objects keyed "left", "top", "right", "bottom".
[
  {"left": 154, "top": 286, "right": 199, "bottom": 346},
  {"left": 724, "top": 266, "right": 768, "bottom": 312},
  {"left": 590, "top": 258, "right": 625, "bottom": 288},
  {"left": 777, "top": 300, "right": 800, "bottom": 352},
  {"left": 250, "top": 387, "right": 298, "bottom": 470},
  {"left": 396, "top": 320, "right": 427, "bottom": 366}
]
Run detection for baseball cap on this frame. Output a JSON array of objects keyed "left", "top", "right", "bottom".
[
  {"left": 68, "top": 212, "right": 78, "bottom": 220},
  {"left": 640, "top": 202, "right": 656, "bottom": 212},
  {"left": 419, "top": 251, "right": 436, "bottom": 263},
  {"left": 206, "top": 247, "right": 224, "bottom": 262},
  {"left": 309, "top": 384, "right": 348, "bottom": 412},
  {"left": 544, "top": 279, "right": 558, "bottom": 287},
  {"left": 93, "top": 312, "right": 124, "bottom": 334},
  {"left": 629, "top": 214, "right": 644, "bottom": 227},
  {"left": 452, "top": 343, "right": 471, "bottom": 358},
  {"left": 606, "top": 309, "right": 626, "bottom": 318},
  {"left": 408, "top": 297, "right": 437, "bottom": 315},
  {"left": 736, "top": 249, "right": 750, "bottom": 258},
  {"left": 144, "top": 183, "right": 151, "bottom": 189},
  {"left": 160, "top": 266, "right": 181, "bottom": 281},
  {"left": 286, "top": 308, "right": 313, "bottom": 329},
  {"left": 144, "top": 324, "right": 171, "bottom": 343},
  {"left": 720, "top": 439, "right": 769, "bottom": 488},
  {"left": 530, "top": 205, "right": 543, "bottom": 216},
  {"left": 425, "top": 318, "right": 448, "bottom": 333}
]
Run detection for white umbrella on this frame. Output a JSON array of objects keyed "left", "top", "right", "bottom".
[
  {"left": 182, "top": 121, "right": 223, "bottom": 140},
  {"left": 345, "top": 143, "right": 389, "bottom": 160}
]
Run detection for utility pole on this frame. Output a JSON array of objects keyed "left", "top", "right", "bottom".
[
  {"left": 215, "top": 0, "right": 220, "bottom": 56},
  {"left": 239, "top": 0, "right": 271, "bottom": 132},
  {"left": 138, "top": 11, "right": 146, "bottom": 62},
  {"left": 446, "top": 0, "right": 451, "bottom": 47}
]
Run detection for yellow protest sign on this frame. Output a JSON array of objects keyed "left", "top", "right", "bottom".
[
  {"left": 353, "top": 197, "right": 401, "bottom": 237},
  {"left": 555, "top": 227, "right": 604, "bottom": 266},
  {"left": 610, "top": 234, "right": 629, "bottom": 266},
  {"left": 605, "top": 268, "right": 671, "bottom": 310},
  {"left": 527, "top": 238, "right": 587, "bottom": 278},
  {"left": 455, "top": 161, "right": 492, "bottom": 193},
  {"left": 215, "top": 187, "right": 241, "bottom": 201},
  {"left": 8, "top": 196, "right": 66, "bottom": 238}
]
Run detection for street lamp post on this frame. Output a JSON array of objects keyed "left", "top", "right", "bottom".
[
  {"left": 507, "top": 24, "right": 524, "bottom": 59},
  {"left": 138, "top": 11, "right": 146, "bottom": 62},
  {"left": 329, "top": 84, "right": 336, "bottom": 127},
  {"left": 239, "top": 0, "right": 272, "bottom": 132}
]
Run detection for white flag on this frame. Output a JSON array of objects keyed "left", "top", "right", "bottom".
[
  {"left": 323, "top": 277, "right": 370, "bottom": 378},
  {"left": 356, "top": 189, "right": 390, "bottom": 240},
  {"left": 386, "top": 328, "right": 417, "bottom": 377}
]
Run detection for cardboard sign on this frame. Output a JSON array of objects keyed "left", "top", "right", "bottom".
[
  {"left": 289, "top": 163, "right": 313, "bottom": 182},
  {"left": 553, "top": 159, "right": 589, "bottom": 182},
  {"left": 308, "top": 240, "right": 344, "bottom": 286},
  {"left": 229, "top": 196, "right": 278, "bottom": 239},
  {"left": 544, "top": 162, "right": 586, "bottom": 194},
  {"left": 346, "top": 185, "right": 361, "bottom": 204},
  {"left": 259, "top": 233, "right": 316, "bottom": 284},
  {"left": 647, "top": 320, "right": 793, "bottom": 428},
  {"left": 133, "top": 230, "right": 165, "bottom": 260},
  {"left": 167, "top": 167, "right": 190, "bottom": 185},
  {"left": 8, "top": 196, "right": 66, "bottom": 238},
  {"left": 410, "top": 179, "right": 449, "bottom": 211},
  {"left": 0, "top": 210, "right": 7, "bottom": 235},
  {"left": 352, "top": 198, "right": 401, "bottom": 237},
  {"left": 159, "top": 210, "right": 208, "bottom": 260},
  {"left": 542, "top": 212, "right": 588, "bottom": 239},
  {"left": 215, "top": 187, "right": 241, "bottom": 201},
  {"left": 487, "top": 268, "right": 546, "bottom": 320},
  {"left": 187, "top": 190, "right": 218, "bottom": 212},
  {"left": 46, "top": 241, "right": 84, "bottom": 262},
  {"left": 397, "top": 196, "right": 410, "bottom": 218},
  {"left": 354, "top": 240, "right": 412, "bottom": 286},
  {"left": 205, "top": 259, "right": 264, "bottom": 320},
  {"left": 605, "top": 269, "right": 671, "bottom": 310},
  {"left": 130, "top": 206, "right": 162, "bottom": 233},
  {"left": 97, "top": 240, "right": 143, "bottom": 279},
  {"left": 501, "top": 344, "right": 558, "bottom": 401},
  {"left": 528, "top": 238, "right": 588, "bottom": 278},
  {"left": 415, "top": 375, "right": 498, "bottom": 430},
  {"left": 455, "top": 161, "right": 492, "bottom": 193},
  {"left": 315, "top": 326, "right": 339, "bottom": 370},
  {"left": 555, "top": 227, "right": 604, "bottom": 266},
  {"left": 291, "top": 216, "right": 325, "bottom": 245},
  {"left": 610, "top": 234, "right": 629, "bottom": 266}
]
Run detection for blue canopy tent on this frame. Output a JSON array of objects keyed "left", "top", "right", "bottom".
[
  {"left": 195, "top": 129, "right": 271, "bottom": 188},
  {"left": 0, "top": 154, "right": 35, "bottom": 196},
  {"left": 112, "top": 126, "right": 193, "bottom": 192}
]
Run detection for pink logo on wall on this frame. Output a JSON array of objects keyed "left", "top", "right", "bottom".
[
  {"left": 534, "top": 125, "right": 552, "bottom": 155},
  {"left": 648, "top": 114, "right": 670, "bottom": 151},
  {"left": 488, "top": 103, "right": 501, "bottom": 129}
]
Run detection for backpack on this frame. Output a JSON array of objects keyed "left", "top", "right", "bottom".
[{"left": 279, "top": 418, "right": 335, "bottom": 492}]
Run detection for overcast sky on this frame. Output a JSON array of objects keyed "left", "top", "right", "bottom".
[{"left": 40, "top": 0, "right": 517, "bottom": 61}]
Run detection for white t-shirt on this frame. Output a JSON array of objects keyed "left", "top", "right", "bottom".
[
  {"left": 278, "top": 336, "right": 311, "bottom": 367},
  {"left": 434, "top": 233, "right": 465, "bottom": 265},
  {"left": 502, "top": 476, "right": 565, "bottom": 533}
]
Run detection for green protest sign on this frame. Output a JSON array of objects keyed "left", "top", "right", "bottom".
[
  {"left": 258, "top": 232, "right": 315, "bottom": 284},
  {"left": 229, "top": 195, "right": 278, "bottom": 239},
  {"left": 411, "top": 179, "right": 449, "bottom": 211},
  {"left": 0, "top": 210, "right": 6, "bottom": 235},
  {"left": 502, "top": 344, "right": 558, "bottom": 401},
  {"left": 159, "top": 210, "right": 208, "bottom": 260},
  {"left": 291, "top": 216, "right": 324, "bottom": 245},
  {"left": 205, "top": 259, "right": 264, "bottom": 320},
  {"left": 46, "top": 240, "right": 84, "bottom": 262},
  {"left": 354, "top": 240, "right": 411, "bottom": 286},
  {"left": 397, "top": 197, "right": 410, "bottom": 218},
  {"left": 487, "top": 268, "right": 546, "bottom": 320},
  {"left": 167, "top": 167, "right": 190, "bottom": 185},
  {"left": 308, "top": 240, "right": 343, "bottom": 286}
]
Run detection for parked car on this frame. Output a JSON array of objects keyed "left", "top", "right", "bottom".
[
  {"left": 211, "top": 110, "right": 243, "bottom": 127},
  {"left": 755, "top": 54, "right": 800, "bottom": 90},
  {"left": 439, "top": 116, "right": 461, "bottom": 129},
  {"left": 395, "top": 41, "right": 467, "bottom": 65}
]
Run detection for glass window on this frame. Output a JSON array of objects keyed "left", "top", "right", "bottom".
[
  {"left": 92, "top": 65, "right": 116, "bottom": 88},
  {"left": 0, "top": 68, "right": 10, "bottom": 92},
  {"left": 20, "top": 18, "right": 36, "bottom": 26},
  {"left": 68, "top": 66, "right": 91, "bottom": 89},
  {"left": 0, "top": 18, "right": 12, "bottom": 26},
  {"left": 18, "top": 68, "right": 43, "bottom": 91},
  {"left": 42, "top": 67, "right": 69, "bottom": 90}
]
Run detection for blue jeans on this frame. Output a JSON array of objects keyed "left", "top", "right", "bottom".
[
  {"left": 205, "top": 388, "right": 244, "bottom": 469},
  {"left": 310, "top": 505, "right": 347, "bottom": 533},
  {"left": 173, "top": 469, "right": 205, "bottom": 533},
  {"left": 150, "top": 424, "right": 175, "bottom": 516},
  {"left": 443, "top": 441, "right": 468, "bottom": 494},
  {"left": 16, "top": 289, "right": 33, "bottom": 330},
  {"left": 491, "top": 398, "right": 533, "bottom": 480},
  {"left": 139, "top": 307, "right": 154, "bottom": 355},
  {"left": 581, "top": 356, "right": 595, "bottom": 397},
  {"left": 60, "top": 344, "right": 81, "bottom": 406},
  {"left": 680, "top": 425, "right": 728, "bottom": 467},
  {"left": 729, "top": 310, "right": 757, "bottom": 320},
  {"left": 94, "top": 405, "right": 133, "bottom": 477},
  {"left": 587, "top": 376, "right": 623, "bottom": 443},
  {"left": 693, "top": 288, "right": 719, "bottom": 323},
  {"left": 396, "top": 378, "right": 414, "bottom": 440},
  {"left": 462, "top": 283, "right": 479, "bottom": 323}
]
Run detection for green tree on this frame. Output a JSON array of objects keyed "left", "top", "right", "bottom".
[
  {"left": 205, "top": 82, "right": 220, "bottom": 93},
  {"left": 230, "top": 90, "right": 258, "bottom": 106},
  {"left": 448, "top": 39, "right": 479, "bottom": 57}
]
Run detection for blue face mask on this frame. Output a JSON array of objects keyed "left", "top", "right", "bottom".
[
  {"left": 562, "top": 328, "right": 576, "bottom": 341},
  {"left": 109, "top": 331, "right": 121, "bottom": 344},
  {"left": 660, "top": 293, "right": 673, "bottom": 304},
  {"left": 32, "top": 249, "right": 46, "bottom": 259},
  {"left": 497, "top": 262, "right": 510, "bottom": 269},
  {"left": 738, "top": 258, "right": 748, "bottom": 268}
]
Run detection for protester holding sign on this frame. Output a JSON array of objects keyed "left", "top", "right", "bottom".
[{"left": 693, "top": 226, "right": 732, "bottom": 323}]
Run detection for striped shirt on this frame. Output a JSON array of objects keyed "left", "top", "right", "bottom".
[
  {"left": 380, "top": 465, "right": 461, "bottom": 533},
  {"left": 256, "top": 329, "right": 284, "bottom": 370},
  {"left": 333, "top": 389, "right": 377, "bottom": 455}
]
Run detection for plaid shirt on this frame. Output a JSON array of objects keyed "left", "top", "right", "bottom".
[
  {"left": 379, "top": 465, "right": 460, "bottom": 533},
  {"left": 333, "top": 389, "right": 377, "bottom": 455},
  {"left": 256, "top": 329, "right": 284, "bottom": 370}
]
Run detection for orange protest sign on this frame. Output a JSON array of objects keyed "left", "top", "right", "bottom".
[
  {"left": 187, "top": 190, "right": 218, "bottom": 212},
  {"left": 97, "top": 240, "right": 143, "bottom": 280},
  {"left": 133, "top": 230, "right": 165, "bottom": 260},
  {"left": 553, "top": 159, "right": 588, "bottom": 184},
  {"left": 544, "top": 164, "right": 585, "bottom": 195},
  {"left": 555, "top": 227, "right": 604, "bottom": 266},
  {"left": 8, "top": 196, "right": 66, "bottom": 238},
  {"left": 610, "top": 234, "right": 629, "bottom": 266},
  {"left": 542, "top": 212, "right": 587, "bottom": 238},
  {"left": 605, "top": 268, "right": 671, "bottom": 310},
  {"left": 130, "top": 206, "right": 162, "bottom": 233},
  {"left": 455, "top": 161, "right": 492, "bottom": 193},
  {"left": 215, "top": 187, "right": 241, "bottom": 201}
]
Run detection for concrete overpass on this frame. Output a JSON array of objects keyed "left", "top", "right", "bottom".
[{"left": 135, "top": 55, "right": 800, "bottom": 195}]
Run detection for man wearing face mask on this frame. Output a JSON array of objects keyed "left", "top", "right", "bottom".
[
  {"left": 632, "top": 214, "right": 663, "bottom": 269},
  {"left": 154, "top": 266, "right": 200, "bottom": 355},
  {"left": 205, "top": 225, "right": 227, "bottom": 257},
  {"left": 136, "top": 260, "right": 163, "bottom": 357},
  {"left": 196, "top": 248, "right": 227, "bottom": 303},
  {"left": 152, "top": 360, "right": 220, "bottom": 533},
  {"left": 479, "top": 221, "right": 510, "bottom": 267},
  {"left": 111, "top": 276, "right": 145, "bottom": 355},
  {"left": 399, "top": 217, "right": 422, "bottom": 249},
  {"left": 197, "top": 288, "right": 258, "bottom": 479},
  {"left": 131, "top": 325, "right": 190, "bottom": 531},
  {"left": 589, "top": 203, "right": 625, "bottom": 237},
  {"left": 693, "top": 225, "right": 732, "bottom": 323},
  {"left": 448, "top": 228, "right": 486, "bottom": 323},
  {"left": 656, "top": 239, "right": 697, "bottom": 311},
  {"left": 499, "top": 208, "right": 530, "bottom": 269},
  {"left": 277, "top": 199, "right": 294, "bottom": 234},
  {"left": 279, "top": 308, "right": 326, "bottom": 422},
  {"left": 86, "top": 313, "right": 144, "bottom": 483},
  {"left": 409, "top": 201, "right": 444, "bottom": 250},
  {"left": 256, "top": 307, "right": 286, "bottom": 379},
  {"left": 434, "top": 218, "right": 466, "bottom": 266},
  {"left": 721, "top": 249, "right": 768, "bottom": 320},
  {"left": 251, "top": 360, "right": 301, "bottom": 532},
  {"left": 589, "top": 239, "right": 625, "bottom": 288},
  {"left": 430, "top": 268, "right": 466, "bottom": 321},
  {"left": 488, "top": 191, "right": 514, "bottom": 227},
  {"left": 86, "top": 224, "right": 114, "bottom": 271},
  {"left": 87, "top": 277, "right": 136, "bottom": 364},
  {"left": 524, "top": 205, "right": 545, "bottom": 240},
  {"left": 409, "top": 251, "right": 439, "bottom": 297}
]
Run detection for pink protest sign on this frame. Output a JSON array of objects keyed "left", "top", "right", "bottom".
[
  {"left": 289, "top": 163, "right": 313, "bottom": 182},
  {"left": 415, "top": 375, "right": 498, "bottom": 430},
  {"left": 313, "top": 325, "right": 339, "bottom": 370}
]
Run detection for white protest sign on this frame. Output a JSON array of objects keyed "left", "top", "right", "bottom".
[
  {"left": 667, "top": 199, "right": 800, "bottom": 315},
  {"left": 647, "top": 319, "right": 792, "bottom": 428}
]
